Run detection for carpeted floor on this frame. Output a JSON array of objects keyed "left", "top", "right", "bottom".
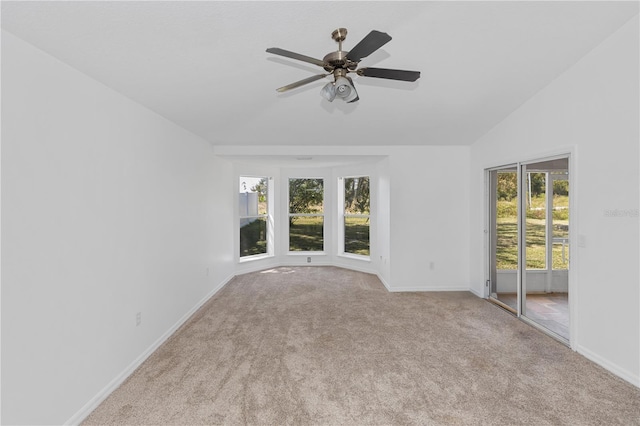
[{"left": 83, "top": 266, "right": 640, "bottom": 425}]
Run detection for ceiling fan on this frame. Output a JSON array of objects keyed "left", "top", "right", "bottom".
[{"left": 266, "top": 28, "right": 420, "bottom": 103}]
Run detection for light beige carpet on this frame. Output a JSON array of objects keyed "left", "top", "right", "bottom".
[{"left": 83, "top": 266, "right": 640, "bottom": 425}]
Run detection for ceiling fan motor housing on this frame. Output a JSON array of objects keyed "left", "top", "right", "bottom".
[
  {"left": 322, "top": 28, "right": 358, "bottom": 72},
  {"left": 322, "top": 51, "right": 357, "bottom": 72}
]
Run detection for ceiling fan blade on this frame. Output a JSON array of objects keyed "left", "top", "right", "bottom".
[
  {"left": 357, "top": 67, "right": 420, "bottom": 82},
  {"left": 276, "top": 73, "right": 330, "bottom": 93},
  {"left": 266, "top": 48, "right": 326, "bottom": 68},
  {"left": 345, "top": 30, "right": 392, "bottom": 63}
]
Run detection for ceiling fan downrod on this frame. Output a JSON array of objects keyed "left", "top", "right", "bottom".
[{"left": 332, "top": 28, "right": 347, "bottom": 51}]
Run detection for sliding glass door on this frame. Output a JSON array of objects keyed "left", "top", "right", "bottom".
[{"left": 487, "top": 156, "right": 570, "bottom": 342}]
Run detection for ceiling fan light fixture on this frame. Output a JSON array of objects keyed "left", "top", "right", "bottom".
[
  {"left": 334, "top": 76, "right": 352, "bottom": 98},
  {"left": 320, "top": 77, "right": 358, "bottom": 103},
  {"left": 320, "top": 82, "right": 337, "bottom": 102},
  {"left": 337, "top": 76, "right": 359, "bottom": 103}
]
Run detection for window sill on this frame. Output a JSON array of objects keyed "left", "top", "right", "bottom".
[
  {"left": 338, "top": 253, "right": 371, "bottom": 262},
  {"left": 287, "top": 251, "right": 327, "bottom": 256},
  {"left": 239, "top": 253, "right": 272, "bottom": 263}
]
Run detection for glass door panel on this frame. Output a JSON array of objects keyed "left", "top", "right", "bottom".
[
  {"left": 488, "top": 166, "right": 519, "bottom": 312},
  {"left": 521, "top": 158, "right": 569, "bottom": 341},
  {"left": 524, "top": 171, "right": 547, "bottom": 270}
]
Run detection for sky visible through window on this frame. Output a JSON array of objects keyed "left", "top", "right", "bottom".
[{"left": 239, "top": 177, "right": 263, "bottom": 193}]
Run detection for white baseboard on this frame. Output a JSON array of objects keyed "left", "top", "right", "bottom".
[
  {"left": 576, "top": 344, "right": 640, "bottom": 388},
  {"left": 386, "top": 285, "right": 471, "bottom": 293},
  {"left": 331, "top": 262, "right": 378, "bottom": 277},
  {"left": 235, "top": 258, "right": 281, "bottom": 276},
  {"left": 376, "top": 273, "right": 392, "bottom": 292},
  {"left": 65, "top": 274, "right": 235, "bottom": 425},
  {"left": 468, "top": 286, "right": 484, "bottom": 298}
]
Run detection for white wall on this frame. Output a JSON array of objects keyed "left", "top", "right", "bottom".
[
  {"left": 1, "top": 31, "right": 235, "bottom": 425},
  {"left": 388, "top": 147, "right": 471, "bottom": 291},
  {"left": 469, "top": 16, "right": 639, "bottom": 385}
]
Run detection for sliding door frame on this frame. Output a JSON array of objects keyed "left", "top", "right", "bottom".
[{"left": 484, "top": 150, "right": 577, "bottom": 349}]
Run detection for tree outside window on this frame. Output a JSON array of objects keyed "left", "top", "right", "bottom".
[
  {"left": 343, "top": 176, "right": 370, "bottom": 256},
  {"left": 289, "top": 178, "right": 324, "bottom": 251}
]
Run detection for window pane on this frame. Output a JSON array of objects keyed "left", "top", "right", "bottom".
[
  {"left": 289, "top": 178, "right": 324, "bottom": 214},
  {"left": 344, "top": 177, "right": 370, "bottom": 214},
  {"left": 239, "top": 177, "right": 267, "bottom": 216},
  {"left": 240, "top": 217, "right": 267, "bottom": 257},
  {"left": 289, "top": 216, "right": 324, "bottom": 251},
  {"left": 525, "top": 172, "right": 546, "bottom": 269},
  {"left": 496, "top": 171, "right": 518, "bottom": 270},
  {"left": 345, "top": 216, "right": 370, "bottom": 256},
  {"left": 239, "top": 176, "right": 268, "bottom": 258}
]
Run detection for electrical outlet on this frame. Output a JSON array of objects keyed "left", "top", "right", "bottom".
[
  {"left": 578, "top": 235, "right": 587, "bottom": 248},
  {"left": 307, "top": 256, "right": 311, "bottom": 263},
  {"left": 136, "top": 312, "right": 142, "bottom": 326}
]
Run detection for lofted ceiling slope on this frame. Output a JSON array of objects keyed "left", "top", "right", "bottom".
[{"left": 2, "top": 1, "right": 638, "bottom": 147}]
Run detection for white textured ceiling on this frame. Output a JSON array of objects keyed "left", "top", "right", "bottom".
[{"left": 2, "top": 1, "right": 638, "bottom": 147}]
